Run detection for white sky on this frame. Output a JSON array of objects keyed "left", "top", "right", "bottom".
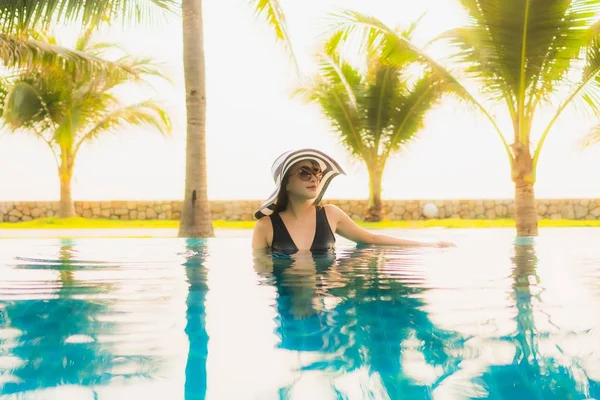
[{"left": 1, "top": 0, "right": 600, "bottom": 202}]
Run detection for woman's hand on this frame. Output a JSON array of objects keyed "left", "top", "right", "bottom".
[{"left": 432, "top": 241, "right": 456, "bottom": 248}]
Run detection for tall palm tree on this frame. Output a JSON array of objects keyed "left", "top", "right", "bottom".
[
  {"left": 1, "top": 28, "right": 172, "bottom": 217},
  {"left": 178, "top": 0, "right": 293, "bottom": 238},
  {"left": 329, "top": 3, "right": 600, "bottom": 237},
  {"left": 297, "top": 26, "right": 448, "bottom": 221},
  {"left": 0, "top": 0, "right": 293, "bottom": 238}
]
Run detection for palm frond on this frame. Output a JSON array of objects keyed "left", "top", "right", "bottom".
[
  {"left": 300, "top": 50, "right": 364, "bottom": 157},
  {"left": 0, "top": 0, "right": 178, "bottom": 34},
  {"left": 115, "top": 55, "right": 171, "bottom": 83},
  {"left": 533, "top": 31, "right": 600, "bottom": 169},
  {"left": 73, "top": 99, "right": 172, "bottom": 156},
  {"left": 402, "top": 12, "right": 426, "bottom": 40},
  {"left": 579, "top": 123, "right": 600, "bottom": 147},
  {"left": 440, "top": 0, "right": 600, "bottom": 141},
  {"left": 0, "top": 32, "right": 134, "bottom": 79},
  {"left": 329, "top": 10, "right": 481, "bottom": 107},
  {"left": 75, "top": 23, "right": 99, "bottom": 52},
  {"left": 579, "top": 34, "right": 600, "bottom": 112},
  {"left": 249, "top": 0, "right": 297, "bottom": 70},
  {"left": 530, "top": 1, "right": 599, "bottom": 102},
  {"left": 302, "top": 23, "right": 449, "bottom": 165},
  {"left": 328, "top": 10, "right": 406, "bottom": 65},
  {"left": 328, "top": 9, "right": 513, "bottom": 162},
  {"left": 384, "top": 72, "right": 446, "bottom": 159},
  {"left": 437, "top": 27, "right": 517, "bottom": 106},
  {"left": 85, "top": 41, "right": 127, "bottom": 56},
  {"left": 75, "top": 54, "right": 171, "bottom": 94},
  {"left": 363, "top": 62, "right": 401, "bottom": 152}
]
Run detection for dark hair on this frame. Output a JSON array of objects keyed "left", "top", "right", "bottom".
[{"left": 272, "top": 160, "right": 320, "bottom": 214}]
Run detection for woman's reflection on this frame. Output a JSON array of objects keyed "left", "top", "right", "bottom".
[{"left": 254, "top": 247, "right": 460, "bottom": 399}]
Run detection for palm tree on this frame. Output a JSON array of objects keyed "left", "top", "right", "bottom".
[
  {"left": 329, "top": 3, "right": 600, "bottom": 237},
  {"left": 0, "top": 28, "right": 172, "bottom": 218},
  {"left": 178, "top": 0, "right": 294, "bottom": 238},
  {"left": 297, "top": 26, "right": 448, "bottom": 221},
  {"left": 0, "top": 0, "right": 293, "bottom": 238}
]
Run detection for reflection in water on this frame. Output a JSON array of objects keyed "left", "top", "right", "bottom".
[
  {"left": 475, "top": 242, "right": 600, "bottom": 399},
  {"left": 0, "top": 239, "right": 122, "bottom": 394},
  {"left": 182, "top": 238, "right": 209, "bottom": 400},
  {"left": 1, "top": 233, "right": 600, "bottom": 399},
  {"left": 0, "top": 239, "right": 178, "bottom": 397},
  {"left": 254, "top": 247, "right": 463, "bottom": 399},
  {"left": 254, "top": 240, "right": 600, "bottom": 400}
]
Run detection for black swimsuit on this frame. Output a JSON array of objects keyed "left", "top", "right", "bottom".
[{"left": 269, "top": 206, "right": 336, "bottom": 255}]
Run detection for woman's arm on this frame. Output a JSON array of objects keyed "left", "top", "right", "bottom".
[{"left": 326, "top": 205, "right": 455, "bottom": 248}]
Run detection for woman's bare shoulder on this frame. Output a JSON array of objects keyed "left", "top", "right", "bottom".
[
  {"left": 322, "top": 204, "right": 344, "bottom": 216},
  {"left": 254, "top": 216, "right": 273, "bottom": 231},
  {"left": 252, "top": 216, "right": 274, "bottom": 249}
]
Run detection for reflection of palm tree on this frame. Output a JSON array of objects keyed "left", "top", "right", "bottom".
[
  {"left": 0, "top": 239, "right": 117, "bottom": 394},
  {"left": 331, "top": 248, "right": 459, "bottom": 398},
  {"left": 182, "top": 238, "right": 210, "bottom": 400},
  {"left": 477, "top": 243, "right": 600, "bottom": 399},
  {"left": 257, "top": 247, "right": 460, "bottom": 398},
  {"left": 57, "top": 238, "right": 76, "bottom": 285}
]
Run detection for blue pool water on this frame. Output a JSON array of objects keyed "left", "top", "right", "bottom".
[{"left": 1, "top": 228, "right": 600, "bottom": 399}]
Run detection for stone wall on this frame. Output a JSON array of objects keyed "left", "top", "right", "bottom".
[{"left": 2, "top": 199, "right": 600, "bottom": 222}]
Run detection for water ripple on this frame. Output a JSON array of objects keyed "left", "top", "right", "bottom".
[{"left": 0, "top": 231, "right": 598, "bottom": 399}]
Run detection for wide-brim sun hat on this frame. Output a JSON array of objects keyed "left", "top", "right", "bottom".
[{"left": 254, "top": 148, "right": 345, "bottom": 219}]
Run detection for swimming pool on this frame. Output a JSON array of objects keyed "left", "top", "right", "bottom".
[{"left": 0, "top": 228, "right": 599, "bottom": 399}]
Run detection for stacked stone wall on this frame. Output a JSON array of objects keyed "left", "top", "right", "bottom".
[{"left": 2, "top": 199, "right": 600, "bottom": 222}]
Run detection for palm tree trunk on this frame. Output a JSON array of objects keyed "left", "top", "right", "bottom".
[
  {"left": 178, "top": 0, "right": 214, "bottom": 238},
  {"left": 511, "top": 142, "right": 538, "bottom": 236},
  {"left": 59, "top": 166, "right": 75, "bottom": 218},
  {"left": 365, "top": 164, "right": 384, "bottom": 222},
  {"left": 514, "top": 180, "right": 538, "bottom": 236}
]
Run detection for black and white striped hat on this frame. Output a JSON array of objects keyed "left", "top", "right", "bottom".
[{"left": 254, "top": 148, "right": 345, "bottom": 219}]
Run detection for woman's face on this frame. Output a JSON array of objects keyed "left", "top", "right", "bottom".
[{"left": 285, "top": 160, "right": 323, "bottom": 200}]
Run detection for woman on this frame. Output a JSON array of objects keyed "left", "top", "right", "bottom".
[{"left": 252, "top": 149, "right": 455, "bottom": 254}]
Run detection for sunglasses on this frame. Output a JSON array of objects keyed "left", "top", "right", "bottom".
[{"left": 291, "top": 166, "right": 323, "bottom": 182}]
